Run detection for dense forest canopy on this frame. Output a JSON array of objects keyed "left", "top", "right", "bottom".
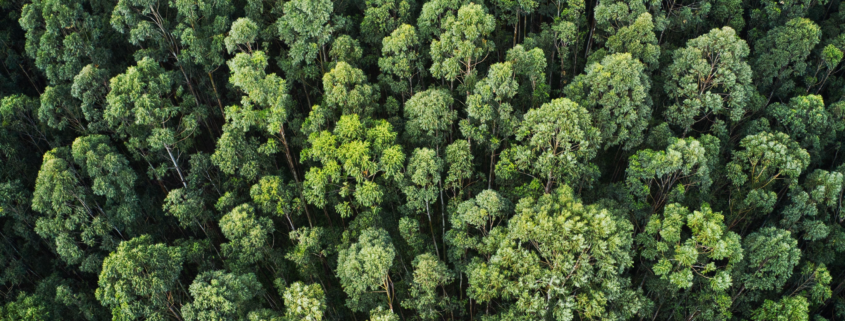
[{"left": 1, "top": 0, "right": 845, "bottom": 319}]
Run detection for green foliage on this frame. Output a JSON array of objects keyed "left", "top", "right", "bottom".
[
  {"left": 283, "top": 282, "right": 326, "bottom": 321},
  {"left": 182, "top": 271, "right": 263, "bottom": 321},
  {"left": 31, "top": 135, "right": 139, "bottom": 272},
  {"left": 565, "top": 53, "right": 651, "bottom": 150},
  {"left": 219, "top": 204, "right": 275, "bottom": 269},
  {"left": 429, "top": 3, "right": 496, "bottom": 85},
  {"left": 664, "top": 27, "right": 754, "bottom": 133},
  {"left": 754, "top": 18, "right": 821, "bottom": 97},
  {"left": 336, "top": 227, "right": 396, "bottom": 312},
  {"left": 380, "top": 24, "right": 423, "bottom": 98},
  {"left": 626, "top": 135, "right": 719, "bottom": 213},
  {"left": 7, "top": 0, "right": 845, "bottom": 319},
  {"left": 497, "top": 97, "right": 600, "bottom": 191},
  {"left": 402, "top": 253, "right": 455, "bottom": 319},
  {"left": 639, "top": 203, "right": 743, "bottom": 292},
  {"left": 275, "top": 0, "right": 335, "bottom": 80},
  {"left": 301, "top": 114, "right": 404, "bottom": 215},
  {"left": 465, "top": 186, "right": 639, "bottom": 319},
  {"left": 96, "top": 235, "right": 184, "bottom": 320},
  {"left": 403, "top": 89, "right": 455, "bottom": 147}
]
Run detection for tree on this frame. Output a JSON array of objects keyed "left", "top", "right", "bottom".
[
  {"left": 275, "top": 0, "right": 335, "bottom": 81},
  {"left": 379, "top": 24, "right": 423, "bottom": 99},
  {"left": 638, "top": 203, "right": 743, "bottom": 318},
  {"left": 605, "top": 13, "right": 660, "bottom": 70},
  {"left": 445, "top": 189, "right": 511, "bottom": 266},
  {"left": 96, "top": 235, "right": 184, "bottom": 320},
  {"left": 403, "top": 148, "right": 443, "bottom": 256},
  {"left": 31, "top": 135, "right": 139, "bottom": 272},
  {"left": 0, "top": 293, "right": 50, "bottom": 321},
  {"left": 300, "top": 115, "right": 404, "bottom": 218},
  {"left": 105, "top": 57, "right": 202, "bottom": 188},
  {"left": 496, "top": 97, "right": 600, "bottom": 192},
  {"left": 753, "top": 18, "right": 821, "bottom": 100},
  {"left": 282, "top": 282, "right": 326, "bottom": 321},
  {"left": 429, "top": 3, "right": 496, "bottom": 90},
  {"left": 182, "top": 271, "right": 263, "bottom": 321},
  {"left": 626, "top": 135, "right": 719, "bottom": 214},
  {"left": 726, "top": 132, "right": 809, "bottom": 227},
  {"left": 461, "top": 62, "right": 519, "bottom": 188},
  {"left": 360, "top": 0, "right": 414, "bottom": 45},
  {"left": 19, "top": 0, "right": 117, "bottom": 132},
  {"left": 402, "top": 253, "right": 455, "bottom": 320},
  {"left": 738, "top": 228, "right": 801, "bottom": 293},
  {"left": 565, "top": 52, "right": 651, "bottom": 150},
  {"left": 336, "top": 227, "right": 396, "bottom": 312},
  {"left": 404, "top": 89, "right": 456, "bottom": 149},
  {"left": 219, "top": 204, "right": 275, "bottom": 270},
  {"left": 465, "top": 186, "right": 640, "bottom": 319},
  {"left": 767, "top": 95, "right": 844, "bottom": 161},
  {"left": 664, "top": 27, "right": 754, "bottom": 134},
  {"left": 506, "top": 45, "right": 548, "bottom": 108},
  {"left": 222, "top": 50, "right": 299, "bottom": 183}
]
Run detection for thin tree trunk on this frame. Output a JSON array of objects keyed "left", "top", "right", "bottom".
[{"left": 165, "top": 145, "right": 188, "bottom": 188}]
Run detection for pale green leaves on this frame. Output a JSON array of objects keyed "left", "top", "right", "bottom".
[
  {"left": 96, "top": 235, "right": 184, "bottom": 320},
  {"left": 220, "top": 204, "right": 275, "bottom": 269},
  {"left": 664, "top": 27, "right": 754, "bottom": 132},
  {"left": 301, "top": 115, "right": 404, "bottom": 214},
  {"left": 639, "top": 203, "right": 743, "bottom": 291},
  {"left": 429, "top": 3, "right": 496, "bottom": 84},
  {"left": 226, "top": 18, "right": 259, "bottom": 54},
  {"left": 336, "top": 227, "right": 396, "bottom": 312},
  {"left": 497, "top": 98, "right": 600, "bottom": 190},
  {"left": 403, "top": 89, "right": 455, "bottom": 147},
  {"left": 565, "top": 53, "right": 651, "bottom": 150},
  {"left": 182, "top": 271, "right": 263, "bottom": 321},
  {"left": 283, "top": 282, "right": 326, "bottom": 321}
]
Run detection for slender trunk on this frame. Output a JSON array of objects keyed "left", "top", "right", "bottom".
[
  {"left": 426, "top": 201, "right": 441, "bottom": 258},
  {"left": 279, "top": 125, "right": 313, "bottom": 227},
  {"left": 207, "top": 72, "right": 225, "bottom": 116},
  {"left": 488, "top": 149, "right": 496, "bottom": 189},
  {"left": 165, "top": 145, "right": 188, "bottom": 188}
]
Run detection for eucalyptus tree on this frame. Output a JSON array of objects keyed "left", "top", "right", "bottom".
[
  {"left": 361, "top": 0, "right": 414, "bottom": 46},
  {"left": 111, "top": 0, "right": 234, "bottom": 109},
  {"left": 31, "top": 135, "right": 139, "bottom": 273},
  {"left": 336, "top": 227, "right": 397, "bottom": 312},
  {"left": 496, "top": 98, "right": 600, "bottom": 192},
  {"left": 96, "top": 235, "right": 185, "bottom": 320},
  {"left": 283, "top": 282, "right": 326, "bottom": 321},
  {"left": 19, "top": 0, "right": 118, "bottom": 132},
  {"left": 429, "top": 3, "right": 496, "bottom": 92},
  {"left": 767, "top": 95, "right": 844, "bottom": 162},
  {"left": 638, "top": 203, "right": 743, "bottom": 319},
  {"left": 565, "top": 52, "right": 651, "bottom": 150},
  {"left": 664, "top": 27, "right": 754, "bottom": 135},
  {"left": 219, "top": 204, "right": 275, "bottom": 271},
  {"left": 465, "top": 186, "right": 641, "bottom": 319},
  {"left": 626, "top": 135, "right": 720, "bottom": 215},
  {"left": 105, "top": 57, "right": 203, "bottom": 188},
  {"left": 725, "top": 132, "right": 809, "bottom": 228},
  {"left": 276, "top": 0, "right": 335, "bottom": 82},
  {"left": 461, "top": 62, "right": 519, "bottom": 188},
  {"left": 402, "top": 253, "right": 455, "bottom": 320},
  {"left": 403, "top": 148, "right": 444, "bottom": 256},
  {"left": 181, "top": 271, "right": 263, "bottom": 321},
  {"left": 300, "top": 115, "right": 404, "bottom": 223},
  {"left": 753, "top": 18, "right": 821, "bottom": 100},
  {"left": 379, "top": 24, "right": 424, "bottom": 99}
]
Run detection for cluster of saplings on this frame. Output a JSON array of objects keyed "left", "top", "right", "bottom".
[{"left": 0, "top": 0, "right": 844, "bottom": 319}]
